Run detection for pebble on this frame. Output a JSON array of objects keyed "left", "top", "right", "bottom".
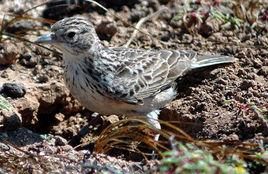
[
  {"left": 198, "top": 23, "right": 213, "bottom": 38},
  {"left": 95, "top": 21, "right": 117, "bottom": 41},
  {"left": 1, "top": 83, "right": 26, "bottom": 98},
  {"left": 240, "top": 80, "right": 256, "bottom": 90},
  {"left": 6, "top": 20, "right": 38, "bottom": 34},
  {"left": 252, "top": 58, "right": 263, "bottom": 68},
  {"left": 0, "top": 71, "right": 9, "bottom": 78},
  {"left": 1, "top": 110, "right": 22, "bottom": 131},
  {"left": 130, "top": 10, "right": 146, "bottom": 22},
  {"left": 55, "top": 113, "right": 65, "bottom": 122},
  {"left": 55, "top": 135, "right": 68, "bottom": 146},
  {"left": 258, "top": 66, "right": 268, "bottom": 77},
  {"left": 216, "top": 78, "right": 228, "bottom": 85},
  {"left": 0, "top": 40, "right": 20, "bottom": 65},
  {"left": 36, "top": 75, "right": 49, "bottom": 83},
  {"left": 20, "top": 53, "right": 38, "bottom": 68},
  {"left": 182, "top": 34, "right": 193, "bottom": 43},
  {"left": 161, "top": 33, "right": 171, "bottom": 42}
]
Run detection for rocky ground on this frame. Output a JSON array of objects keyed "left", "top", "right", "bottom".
[{"left": 0, "top": 0, "right": 267, "bottom": 173}]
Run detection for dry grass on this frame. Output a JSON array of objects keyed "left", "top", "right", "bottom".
[{"left": 94, "top": 117, "right": 267, "bottom": 166}]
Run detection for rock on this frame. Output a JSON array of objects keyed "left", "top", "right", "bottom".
[
  {"left": 130, "top": 10, "right": 146, "bottom": 22},
  {"left": 95, "top": 21, "right": 117, "bottom": 41},
  {"left": 0, "top": 110, "right": 22, "bottom": 131},
  {"left": 252, "top": 58, "right": 263, "bottom": 68},
  {"left": 182, "top": 34, "right": 193, "bottom": 43},
  {"left": 19, "top": 53, "right": 39, "bottom": 68},
  {"left": 0, "top": 40, "right": 21, "bottom": 65},
  {"left": 37, "top": 82, "right": 69, "bottom": 116},
  {"left": 35, "top": 74, "right": 49, "bottom": 83},
  {"left": 216, "top": 78, "right": 228, "bottom": 85},
  {"left": 55, "top": 113, "right": 65, "bottom": 122},
  {"left": 161, "top": 33, "right": 171, "bottom": 42},
  {"left": 12, "top": 96, "right": 39, "bottom": 125},
  {"left": 258, "top": 66, "right": 268, "bottom": 77},
  {"left": 54, "top": 135, "right": 68, "bottom": 146},
  {"left": 103, "top": 115, "right": 119, "bottom": 124},
  {"left": 6, "top": 20, "right": 39, "bottom": 35},
  {"left": 5, "top": 128, "right": 43, "bottom": 146},
  {"left": 147, "top": 0, "right": 160, "bottom": 10},
  {"left": 198, "top": 23, "right": 213, "bottom": 38},
  {"left": 0, "top": 70, "right": 9, "bottom": 78},
  {"left": 1, "top": 83, "right": 26, "bottom": 98},
  {"left": 240, "top": 80, "right": 256, "bottom": 90}
]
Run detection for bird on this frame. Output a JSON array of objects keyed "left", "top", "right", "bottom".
[{"left": 36, "top": 16, "right": 235, "bottom": 140}]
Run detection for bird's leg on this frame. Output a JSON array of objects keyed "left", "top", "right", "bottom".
[
  {"left": 146, "top": 110, "right": 161, "bottom": 159},
  {"left": 146, "top": 110, "right": 161, "bottom": 141}
]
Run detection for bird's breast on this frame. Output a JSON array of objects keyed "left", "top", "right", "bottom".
[
  {"left": 64, "top": 66, "right": 104, "bottom": 112},
  {"left": 63, "top": 64, "right": 134, "bottom": 115}
]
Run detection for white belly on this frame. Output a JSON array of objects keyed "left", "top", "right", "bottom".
[
  {"left": 63, "top": 61, "right": 177, "bottom": 116},
  {"left": 64, "top": 70, "right": 107, "bottom": 114},
  {"left": 64, "top": 65, "right": 134, "bottom": 115}
]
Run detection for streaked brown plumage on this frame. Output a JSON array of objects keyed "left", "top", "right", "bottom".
[{"left": 36, "top": 16, "right": 236, "bottom": 140}]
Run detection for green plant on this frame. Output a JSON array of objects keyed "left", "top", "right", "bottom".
[
  {"left": 211, "top": 8, "right": 243, "bottom": 29},
  {"left": 171, "top": 0, "right": 267, "bottom": 33},
  {"left": 0, "top": 95, "right": 12, "bottom": 111},
  {"left": 160, "top": 142, "right": 248, "bottom": 174}
]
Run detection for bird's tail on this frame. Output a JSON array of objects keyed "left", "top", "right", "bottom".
[{"left": 190, "top": 55, "right": 236, "bottom": 70}]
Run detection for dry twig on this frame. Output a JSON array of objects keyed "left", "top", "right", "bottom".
[{"left": 124, "top": 7, "right": 169, "bottom": 48}]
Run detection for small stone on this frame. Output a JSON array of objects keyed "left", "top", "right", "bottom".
[
  {"left": 95, "top": 21, "right": 117, "bottom": 41},
  {"left": 258, "top": 66, "right": 268, "bottom": 77},
  {"left": 6, "top": 20, "right": 38, "bottom": 34},
  {"left": 103, "top": 115, "right": 119, "bottom": 124},
  {"left": 55, "top": 113, "right": 65, "bottom": 122},
  {"left": 1, "top": 110, "right": 22, "bottom": 131},
  {"left": 20, "top": 53, "right": 38, "bottom": 68},
  {"left": 182, "top": 34, "right": 193, "bottom": 43},
  {"left": 54, "top": 135, "right": 68, "bottom": 146},
  {"left": 147, "top": 0, "right": 160, "bottom": 10},
  {"left": 195, "top": 102, "right": 207, "bottom": 112},
  {"left": 160, "top": 33, "right": 171, "bottom": 42},
  {"left": 216, "top": 78, "right": 228, "bottom": 85},
  {"left": 130, "top": 10, "right": 146, "bottom": 22},
  {"left": 263, "top": 59, "right": 268, "bottom": 66},
  {"left": 198, "top": 23, "right": 213, "bottom": 38},
  {"left": 237, "top": 68, "right": 247, "bottom": 76},
  {"left": 245, "top": 72, "right": 256, "bottom": 80},
  {"left": 0, "top": 40, "right": 20, "bottom": 65},
  {"left": 222, "top": 133, "right": 239, "bottom": 141},
  {"left": 36, "top": 74, "right": 49, "bottom": 83},
  {"left": 252, "top": 59, "right": 263, "bottom": 68},
  {"left": 240, "top": 80, "right": 256, "bottom": 90},
  {"left": 1, "top": 83, "right": 26, "bottom": 98},
  {"left": 0, "top": 71, "right": 9, "bottom": 78},
  {"left": 12, "top": 97, "right": 39, "bottom": 124}
]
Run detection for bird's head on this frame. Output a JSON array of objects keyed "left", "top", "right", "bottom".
[{"left": 36, "top": 16, "right": 101, "bottom": 56}]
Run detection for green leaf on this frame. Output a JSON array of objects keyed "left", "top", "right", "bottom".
[
  {"left": 162, "top": 157, "right": 181, "bottom": 164},
  {"left": 0, "top": 95, "right": 12, "bottom": 111}
]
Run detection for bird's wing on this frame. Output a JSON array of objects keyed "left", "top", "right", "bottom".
[{"left": 101, "top": 47, "right": 197, "bottom": 105}]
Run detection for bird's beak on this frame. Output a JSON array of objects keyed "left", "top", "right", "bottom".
[{"left": 35, "top": 33, "right": 55, "bottom": 44}]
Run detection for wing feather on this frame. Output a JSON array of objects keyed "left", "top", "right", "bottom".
[{"left": 101, "top": 48, "right": 196, "bottom": 105}]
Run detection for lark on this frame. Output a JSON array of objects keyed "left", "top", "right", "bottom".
[{"left": 37, "top": 16, "right": 235, "bottom": 140}]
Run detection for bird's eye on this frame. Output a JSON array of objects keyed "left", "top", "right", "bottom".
[{"left": 66, "top": 32, "right": 76, "bottom": 39}]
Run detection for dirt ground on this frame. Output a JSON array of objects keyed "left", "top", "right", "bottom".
[{"left": 0, "top": 0, "right": 267, "bottom": 173}]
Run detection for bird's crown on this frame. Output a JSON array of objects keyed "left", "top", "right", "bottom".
[{"left": 37, "top": 16, "right": 101, "bottom": 56}]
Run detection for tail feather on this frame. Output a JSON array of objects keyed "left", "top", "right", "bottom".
[{"left": 190, "top": 55, "right": 236, "bottom": 70}]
